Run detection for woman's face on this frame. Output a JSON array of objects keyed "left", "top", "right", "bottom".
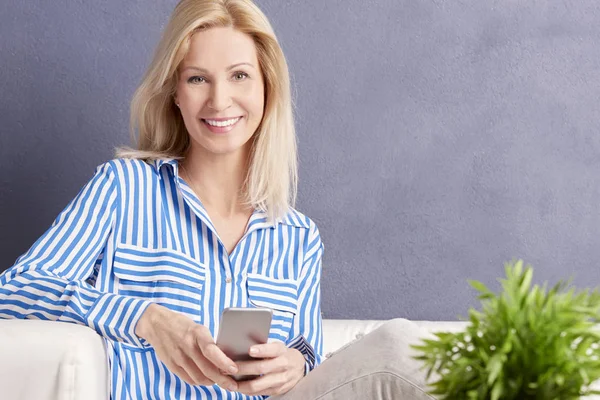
[{"left": 175, "top": 26, "right": 265, "bottom": 157}]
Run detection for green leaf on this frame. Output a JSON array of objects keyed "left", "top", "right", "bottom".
[
  {"left": 491, "top": 381, "right": 504, "bottom": 400},
  {"left": 513, "top": 259, "right": 523, "bottom": 277},
  {"left": 469, "top": 279, "right": 492, "bottom": 295},
  {"left": 519, "top": 267, "right": 533, "bottom": 299},
  {"left": 501, "top": 336, "right": 513, "bottom": 354},
  {"left": 487, "top": 354, "right": 504, "bottom": 385}
]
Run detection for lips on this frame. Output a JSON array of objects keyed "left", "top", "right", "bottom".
[
  {"left": 202, "top": 117, "right": 242, "bottom": 127},
  {"left": 201, "top": 116, "right": 243, "bottom": 134}
]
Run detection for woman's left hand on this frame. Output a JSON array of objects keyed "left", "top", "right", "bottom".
[{"left": 234, "top": 342, "right": 306, "bottom": 396}]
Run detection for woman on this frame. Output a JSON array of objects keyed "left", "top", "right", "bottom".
[
  {"left": 0, "top": 1, "right": 435, "bottom": 399},
  {"left": 1, "top": 0, "right": 319, "bottom": 398}
]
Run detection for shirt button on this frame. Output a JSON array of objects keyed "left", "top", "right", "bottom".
[{"left": 226, "top": 277, "right": 232, "bottom": 283}]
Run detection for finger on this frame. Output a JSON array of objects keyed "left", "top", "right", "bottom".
[
  {"left": 259, "top": 384, "right": 290, "bottom": 397},
  {"left": 178, "top": 354, "right": 215, "bottom": 387},
  {"left": 237, "top": 372, "right": 287, "bottom": 396},
  {"left": 202, "top": 362, "right": 239, "bottom": 392},
  {"left": 170, "top": 362, "right": 204, "bottom": 386},
  {"left": 188, "top": 345, "right": 239, "bottom": 392},
  {"left": 248, "top": 342, "right": 287, "bottom": 359},
  {"left": 235, "top": 356, "right": 288, "bottom": 377},
  {"left": 197, "top": 337, "right": 238, "bottom": 373}
]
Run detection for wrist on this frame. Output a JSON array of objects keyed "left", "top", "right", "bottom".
[
  {"left": 135, "top": 303, "right": 160, "bottom": 342},
  {"left": 290, "top": 348, "right": 307, "bottom": 376}
]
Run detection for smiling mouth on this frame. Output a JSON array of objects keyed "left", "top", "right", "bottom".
[
  {"left": 201, "top": 117, "right": 242, "bottom": 127},
  {"left": 200, "top": 116, "right": 243, "bottom": 134}
]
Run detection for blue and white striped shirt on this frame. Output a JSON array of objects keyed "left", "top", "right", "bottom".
[{"left": 0, "top": 158, "right": 324, "bottom": 400}]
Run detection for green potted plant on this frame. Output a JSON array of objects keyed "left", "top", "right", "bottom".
[{"left": 411, "top": 260, "right": 600, "bottom": 399}]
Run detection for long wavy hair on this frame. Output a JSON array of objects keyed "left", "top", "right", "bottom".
[{"left": 117, "top": 0, "right": 297, "bottom": 222}]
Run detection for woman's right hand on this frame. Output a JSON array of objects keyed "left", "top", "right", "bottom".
[{"left": 135, "top": 303, "right": 239, "bottom": 392}]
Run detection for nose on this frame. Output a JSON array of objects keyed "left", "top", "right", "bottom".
[{"left": 207, "top": 81, "right": 232, "bottom": 112}]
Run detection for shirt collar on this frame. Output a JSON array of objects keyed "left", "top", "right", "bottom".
[
  {"left": 278, "top": 208, "right": 310, "bottom": 229},
  {"left": 155, "top": 158, "right": 310, "bottom": 230},
  {"left": 156, "top": 158, "right": 179, "bottom": 173}
]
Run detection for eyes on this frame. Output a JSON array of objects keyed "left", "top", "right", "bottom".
[{"left": 187, "top": 71, "right": 249, "bottom": 85}]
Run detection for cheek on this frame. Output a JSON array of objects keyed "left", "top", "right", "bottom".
[
  {"left": 175, "top": 81, "right": 186, "bottom": 101},
  {"left": 182, "top": 92, "right": 204, "bottom": 105},
  {"left": 246, "top": 86, "right": 265, "bottom": 120}
]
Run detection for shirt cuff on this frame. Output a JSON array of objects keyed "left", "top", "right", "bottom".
[
  {"left": 287, "top": 335, "right": 318, "bottom": 375},
  {"left": 85, "top": 292, "right": 154, "bottom": 348}
]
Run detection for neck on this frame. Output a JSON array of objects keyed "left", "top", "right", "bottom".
[{"left": 180, "top": 145, "right": 252, "bottom": 218}]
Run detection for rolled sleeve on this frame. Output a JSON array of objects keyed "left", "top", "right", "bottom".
[
  {"left": 0, "top": 162, "right": 152, "bottom": 348},
  {"left": 286, "top": 222, "right": 325, "bottom": 375}
]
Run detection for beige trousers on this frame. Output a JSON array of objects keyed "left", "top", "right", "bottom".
[{"left": 273, "top": 319, "right": 438, "bottom": 400}]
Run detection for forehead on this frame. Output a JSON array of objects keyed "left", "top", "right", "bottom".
[{"left": 181, "top": 26, "right": 258, "bottom": 70}]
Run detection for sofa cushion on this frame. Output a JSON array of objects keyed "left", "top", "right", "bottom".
[
  {"left": 321, "top": 318, "right": 469, "bottom": 357},
  {"left": 0, "top": 319, "right": 109, "bottom": 400}
]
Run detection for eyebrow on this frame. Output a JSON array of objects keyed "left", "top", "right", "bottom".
[{"left": 181, "top": 62, "right": 256, "bottom": 73}]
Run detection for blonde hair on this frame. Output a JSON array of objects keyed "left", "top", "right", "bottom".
[{"left": 116, "top": 0, "right": 297, "bottom": 222}]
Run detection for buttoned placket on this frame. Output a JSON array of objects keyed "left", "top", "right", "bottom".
[{"left": 171, "top": 162, "right": 274, "bottom": 296}]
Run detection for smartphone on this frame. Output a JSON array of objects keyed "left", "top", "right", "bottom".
[{"left": 216, "top": 307, "right": 273, "bottom": 381}]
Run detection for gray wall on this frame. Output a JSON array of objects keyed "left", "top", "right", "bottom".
[{"left": 2, "top": 0, "right": 600, "bottom": 321}]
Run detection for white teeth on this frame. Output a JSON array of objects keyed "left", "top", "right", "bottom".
[{"left": 204, "top": 117, "right": 241, "bottom": 127}]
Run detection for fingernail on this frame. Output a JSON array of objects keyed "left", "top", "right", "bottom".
[
  {"left": 250, "top": 347, "right": 259, "bottom": 355},
  {"left": 229, "top": 365, "right": 238, "bottom": 374}
]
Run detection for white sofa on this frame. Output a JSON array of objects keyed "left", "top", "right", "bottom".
[{"left": 0, "top": 318, "right": 469, "bottom": 400}]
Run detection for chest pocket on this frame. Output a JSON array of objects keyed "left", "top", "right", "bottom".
[
  {"left": 246, "top": 273, "right": 298, "bottom": 342},
  {"left": 113, "top": 243, "right": 206, "bottom": 324}
]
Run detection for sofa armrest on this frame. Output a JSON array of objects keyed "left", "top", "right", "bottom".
[{"left": 0, "top": 319, "right": 109, "bottom": 400}]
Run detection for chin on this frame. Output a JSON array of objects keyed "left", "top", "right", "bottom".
[{"left": 196, "top": 137, "right": 254, "bottom": 156}]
